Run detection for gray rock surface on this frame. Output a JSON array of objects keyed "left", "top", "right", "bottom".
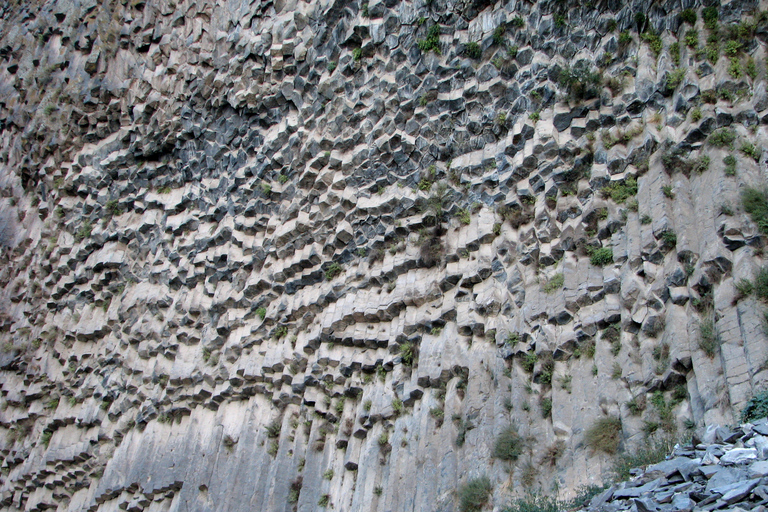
[{"left": 0, "top": 0, "right": 766, "bottom": 511}]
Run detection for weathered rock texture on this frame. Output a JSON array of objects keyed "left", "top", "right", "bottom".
[{"left": 1, "top": 0, "right": 768, "bottom": 510}]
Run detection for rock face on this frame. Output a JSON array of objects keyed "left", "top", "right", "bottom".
[{"left": 0, "top": 0, "right": 767, "bottom": 510}]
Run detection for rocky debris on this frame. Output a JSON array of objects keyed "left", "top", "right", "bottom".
[{"left": 587, "top": 418, "right": 768, "bottom": 512}]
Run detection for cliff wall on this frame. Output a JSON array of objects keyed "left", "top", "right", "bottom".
[{"left": 1, "top": 0, "right": 768, "bottom": 510}]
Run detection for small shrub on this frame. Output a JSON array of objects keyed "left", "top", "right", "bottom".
[
  {"left": 105, "top": 199, "right": 122, "bottom": 216},
  {"left": 642, "top": 32, "right": 662, "bottom": 56},
  {"left": 743, "top": 188, "right": 768, "bottom": 235},
  {"left": 660, "top": 230, "right": 677, "bottom": 248},
  {"left": 746, "top": 57, "right": 757, "bottom": 79},
  {"left": 724, "top": 40, "right": 742, "bottom": 57},
  {"left": 690, "top": 107, "right": 702, "bottom": 122},
  {"left": 458, "top": 208, "right": 471, "bottom": 225},
  {"left": 640, "top": 214, "right": 652, "bottom": 225},
  {"left": 559, "top": 63, "right": 602, "bottom": 101},
  {"left": 709, "top": 128, "right": 737, "bottom": 148},
  {"left": 702, "top": 6, "right": 718, "bottom": 30},
  {"left": 465, "top": 41, "right": 481, "bottom": 59},
  {"left": 662, "top": 185, "right": 675, "bottom": 199},
  {"left": 666, "top": 68, "right": 685, "bottom": 89},
  {"left": 611, "top": 362, "right": 623, "bottom": 380},
  {"left": 742, "top": 389, "right": 768, "bottom": 423},
  {"left": 589, "top": 247, "right": 613, "bottom": 267},
  {"left": 492, "top": 425, "right": 522, "bottom": 461},
  {"left": 318, "top": 494, "right": 330, "bottom": 507},
  {"left": 626, "top": 396, "right": 645, "bottom": 415},
  {"left": 399, "top": 342, "right": 415, "bottom": 366},
  {"left": 256, "top": 307, "right": 266, "bottom": 320},
  {"left": 692, "top": 155, "right": 710, "bottom": 174},
  {"left": 266, "top": 419, "right": 281, "bottom": 438},
  {"left": 541, "top": 397, "right": 552, "bottom": 418},
  {"left": 729, "top": 57, "right": 742, "bottom": 78},
  {"left": 459, "top": 476, "right": 492, "bottom": 512},
  {"left": 327, "top": 61, "right": 337, "bottom": 72},
  {"left": 522, "top": 352, "right": 537, "bottom": 373},
  {"left": 755, "top": 267, "right": 768, "bottom": 301},
  {"left": 493, "top": 25, "right": 506, "bottom": 45},
  {"left": 699, "top": 318, "right": 718, "bottom": 357},
  {"left": 323, "top": 469, "right": 334, "bottom": 480},
  {"left": 670, "top": 42, "right": 680, "bottom": 66},
  {"left": 392, "top": 398, "right": 404, "bottom": 414},
  {"left": 325, "top": 262, "right": 342, "bottom": 281},
  {"left": 685, "top": 30, "right": 698, "bottom": 49},
  {"left": 680, "top": 9, "right": 696, "bottom": 24},
  {"left": 75, "top": 221, "right": 93, "bottom": 241},
  {"left": 585, "top": 416, "right": 622, "bottom": 454},
  {"left": 601, "top": 176, "right": 638, "bottom": 204},
  {"left": 418, "top": 25, "right": 441, "bottom": 54},
  {"left": 542, "top": 273, "right": 564, "bottom": 294},
  {"left": 740, "top": 142, "right": 761, "bottom": 161},
  {"left": 618, "top": 31, "right": 632, "bottom": 48}
]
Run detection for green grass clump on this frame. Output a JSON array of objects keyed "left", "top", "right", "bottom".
[
  {"left": 589, "top": 247, "right": 613, "bottom": 267},
  {"left": 742, "top": 187, "right": 768, "bottom": 235},
  {"left": 325, "top": 262, "right": 342, "bottom": 280},
  {"left": 641, "top": 32, "right": 662, "bottom": 56},
  {"left": 493, "top": 425, "right": 522, "bottom": 461},
  {"left": 698, "top": 318, "right": 718, "bottom": 358},
  {"left": 75, "top": 221, "right": 93, "bottom": 241},
  {"left": 522, "top": 352, "right": 537, "bottom": 373},
  {"left": 685, "top": 30, "right": 698, "bottom": 49},
  {"left": 601, "top": 176, "right": 638, "bottom": 203},
  {"left": 680, "top": 8, "right": 696, "bottom": 24},
  {"left": 418, "top": 25, "right": 441, "bottom": 54},
  {"left": 465, "top": 41, "right": 481, "bottom": 59},
  {"left": 754, "top": 267, "right": 768, "bottom": 301},
  {"left": 558, "top": 63, "right": 602, "bottom": 101},
  {"left": 660, "top": 230, "right": 677, "bottom": 248},
  {"left": 740, "top": 142, "right": 761, "bottom": 161},
  {"left": 585, "top": 416, "right": 622, "bottom": 454},
  {"left": 459, "top": 476, "right": 492, "bottom": 512},
  {"left": 742, "top": 389, "right": 768, "bottom": 423},
  {"left": 708, "top": 128, "right": 736, "bottom": 148},
  {"left": 493, "top": 25, "right": 506, "bottom": 46},
  {"left": 702, "top": 6, "right": 718, "bottom": 30},
  {"left": 666, "top": 68, "right": 685, "bottom": 89},
  {"left": 399, "top": 342, "right": 415, "bottom": 366},
  {"left": 542, "top": 273, "right": 564, "bottom": 294}
]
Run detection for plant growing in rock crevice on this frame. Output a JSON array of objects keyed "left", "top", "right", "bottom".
[
  {"left": 492, "top": 425, "right": 522, "bottom": 461},
  {"left": 585, "top": 416, "right": 622, "bottom": 454}
]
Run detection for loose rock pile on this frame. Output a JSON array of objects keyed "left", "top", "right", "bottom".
[{"left": 589, "top": 418, "right": 768, "bottom": 512}]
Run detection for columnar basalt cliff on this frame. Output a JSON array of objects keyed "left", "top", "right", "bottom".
[{"left": 1, "top": 0, "right": 768, "bottom": 510}]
